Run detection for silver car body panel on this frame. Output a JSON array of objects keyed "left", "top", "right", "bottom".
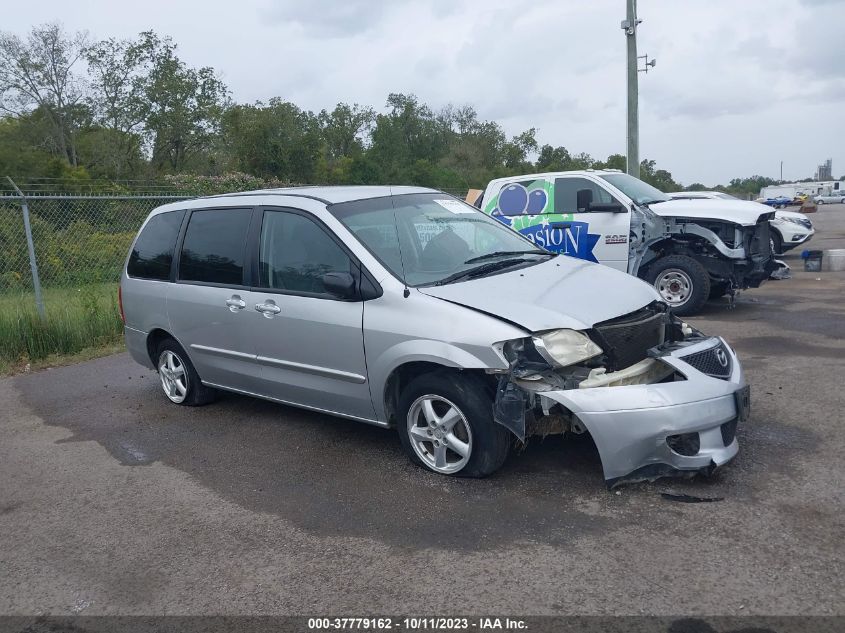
[
  {"left": 538, "top": 336, "right": 743, "bottom": 483},
  {"left": 419, "top": 256, "right": 661, "bottom": 332},
  {"left": 167, "top": 283, "right": 264, "bottom": 392},
  {"left": 122, "top": 186, "right": 747, "bottom": 485}
]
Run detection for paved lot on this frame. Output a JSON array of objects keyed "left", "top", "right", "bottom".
[{"left": 1, "top": 205, "right": 843, "bottom": 616}]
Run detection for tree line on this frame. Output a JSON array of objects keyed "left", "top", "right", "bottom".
[{"left": 0, "top": 23, "right": 805, "bottom": 196}]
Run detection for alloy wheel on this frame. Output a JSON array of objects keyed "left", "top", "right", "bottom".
[
  {"left": 158, "top": 350, "right": 188, "bottom": 403},
  {"left": 407, "top": 395, "right": 472, "bottom": 474}
]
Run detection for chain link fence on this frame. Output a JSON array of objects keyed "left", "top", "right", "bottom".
[
  {"left": 0, "top": 181, "right": 470, "bottom": 314},
  {"left": 1, "top": 191, "right": 193, "bottom": 307}
]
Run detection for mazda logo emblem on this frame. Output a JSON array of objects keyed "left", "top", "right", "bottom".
[{"left": 715, "top": 348, "right": 729, "bottom": 368}]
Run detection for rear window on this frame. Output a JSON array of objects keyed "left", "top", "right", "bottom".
[
  {"left": 178, "top": 208, "right": 252, "bottom": 285},
  {"left": 127, "top": 210, "right": 186, "bottom": 280}
]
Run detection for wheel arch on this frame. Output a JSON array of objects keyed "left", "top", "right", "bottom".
[
  {"left": 636, "top": 236, "right": 709, "bottom": 278},
  {"left": 382, "top": 360, "right": 493, "bottom": 428},
  {"left": 146, "top": 328, "right": 182, "bottom": 367}
]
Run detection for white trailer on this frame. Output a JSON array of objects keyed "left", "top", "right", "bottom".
[{"left": 761, "top": 181, "right": 843, "bottom": 199}]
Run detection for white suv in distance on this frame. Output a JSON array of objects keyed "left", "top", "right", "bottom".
[{"left": 668, "top": 191, "right": 814, "bottom": 255}]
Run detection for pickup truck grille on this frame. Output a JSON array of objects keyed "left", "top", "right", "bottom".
[
  {"left": 592, "top": 305, "right": 667, "bottom": 371},
  {"left": 748, "top": 219, "right": 772, "bottom": 258}
]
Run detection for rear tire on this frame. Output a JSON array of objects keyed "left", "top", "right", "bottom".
[
  {"left": 156, "top": 338, "right": 218, "bottom": 406},
  {"left": 397, "top": 371, "right": 510, "bottom": 477},
  {"left": 647, "top": 255, "right": 710, "bottom": 316}
]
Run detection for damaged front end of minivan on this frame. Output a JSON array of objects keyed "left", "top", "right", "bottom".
[{"left": 489, "top": 302, "right": 747, "bottom": 488}]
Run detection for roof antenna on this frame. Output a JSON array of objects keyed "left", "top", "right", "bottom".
[{"left": 389, "top": 187, "right": 411, "bottom": 298}]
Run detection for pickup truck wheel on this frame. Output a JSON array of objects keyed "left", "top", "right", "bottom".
[
  {"left": 397, "top": 372, "right": 510, "bottom": 477},
  {"left": 648, "top": 255, "right": 710, "bottom": 316}
]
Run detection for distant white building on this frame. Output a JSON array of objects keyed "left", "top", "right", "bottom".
[{"left": 760, "top": 180, "right": 843, "bottom": 199}]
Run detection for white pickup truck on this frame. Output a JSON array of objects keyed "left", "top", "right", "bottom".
[{"left": 473, "top": 170, "right": 777, "bottom": 315}]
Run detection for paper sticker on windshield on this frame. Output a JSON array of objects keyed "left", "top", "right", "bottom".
[{"left": 434, "top": 199, "right": 475, "bottom": 214}]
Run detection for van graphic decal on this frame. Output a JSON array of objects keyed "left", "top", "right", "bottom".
[
  {"left": 484, "top": 180, "right": 599, "bottom": 262},
  {"left": 519, "top": 220, "right": 601, "bottom": 262}
]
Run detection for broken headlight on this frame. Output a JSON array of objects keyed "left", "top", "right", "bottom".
[{"left": 532, "top": 329, "right": 603, "bottom": 369}]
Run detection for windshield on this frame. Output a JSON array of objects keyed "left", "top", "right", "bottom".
[
  {"left": 712, "top": 192, "right": 738, "bottom": 200},
  {"left": 329, "top": 193, "right": 549, "bottom": 286},
  {"left": 599, "top": 173, "right": 670, "bottom": 205}
]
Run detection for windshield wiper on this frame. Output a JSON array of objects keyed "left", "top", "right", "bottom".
[
  {"left": 463, "top": 250, "right": 554, "bottom": 264},
  {"left": 641, "top": 198, "right": 669, "bottom": 205},
  {"left": 434, "top": 258, "right": 535, "bottom": 286}
]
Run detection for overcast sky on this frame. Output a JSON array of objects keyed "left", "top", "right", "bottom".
[{"left": 5, "top": 0, "right": 845, "bottom": 185}]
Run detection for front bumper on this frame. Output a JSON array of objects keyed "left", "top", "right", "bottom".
[
  {"left": 540, "top": 337, "right": 745, "bottom": 487},
  {"left": 780, "top": 229, "right": 814, "bottom": 250}
]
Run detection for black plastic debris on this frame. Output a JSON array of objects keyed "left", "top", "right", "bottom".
[
  {"left": 493, "top": 377, "right": 527, "bottom": 441},
  {"left": 660, "top": 492, "right": 724, "bottom": 503}
]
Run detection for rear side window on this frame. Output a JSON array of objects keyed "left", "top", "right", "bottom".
[
  {"left": 179, "top": 208, "right": 252, "bottom": 285},
  {"left": 127, "top": 210, "right": 185, "bottom": 280}
]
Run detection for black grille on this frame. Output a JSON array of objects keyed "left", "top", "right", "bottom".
[
  {"left": 681, "top": 343, "right": 732, "bottom": 379},
  {"left": 721, "top": 418, "right": 738, "bottom": 445},
  {"left": 749, "top": 220, "right": 772, "bottom": 258},
  {"left": 593, "top": 306, "right": 666, "bottom": 371}
]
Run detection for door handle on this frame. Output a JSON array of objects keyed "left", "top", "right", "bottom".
[
  {"left": 225, "top": 296, "right": 246, "bottom": 312},
  {"left": 255, "top": 301, "right": 281, "bottom": 317}
]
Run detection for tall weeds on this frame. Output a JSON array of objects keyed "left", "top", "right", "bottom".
[{"left": 0, "top": 284, "right": 123, "bottom": 365}]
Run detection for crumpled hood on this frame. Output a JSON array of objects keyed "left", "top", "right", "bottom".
[
  {"left": 650, "top": 199, "right": 771, "bottom": 226},
  {"left": 418, "top": 257, "right": 660, "bottom": 332}
]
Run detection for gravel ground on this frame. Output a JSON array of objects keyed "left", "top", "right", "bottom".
[{"left": 0, "top": 205, "right": 843, "bottom": 616}]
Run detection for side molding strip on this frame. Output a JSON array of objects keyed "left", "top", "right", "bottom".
[
  {"left": 256, "top": 355, "right": 367, "bottom": 384},
  {"left": 190, "top": 344, "right": 256, "bottom": 360}
]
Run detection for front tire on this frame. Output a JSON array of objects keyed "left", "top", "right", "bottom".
[
  {"left": 397, "top": 371, "right": 510, "bottom": 477},
  {"left": 156, "top": 338, "right": 218, "bottom": 406},
  {"left": 647, "top": 255, "right": 710, "bottom": 316}
]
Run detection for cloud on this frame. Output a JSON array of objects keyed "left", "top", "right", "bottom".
[
  {"left": 2, "top": 0, "right": 842, "bottom": 182},
  {"left": 261, "top": 0, "right": 457, "bottom": 37}
]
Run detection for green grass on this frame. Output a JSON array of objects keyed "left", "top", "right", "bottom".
[{"left": 0, "top": 283, "right": 125, "bottom": 373}]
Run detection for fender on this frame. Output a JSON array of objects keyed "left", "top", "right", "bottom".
[{"left": 369, "top": 340, "right": 501, "bottom": 422}]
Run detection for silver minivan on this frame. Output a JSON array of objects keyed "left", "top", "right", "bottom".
[{"left": 121, "top": 186, "right": 748, "bottom": 486}]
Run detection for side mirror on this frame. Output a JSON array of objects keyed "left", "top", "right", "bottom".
[
  {"left": 576, "top": 188, "right": 593, "bottom": 211},
  {"left": 322, "top": 271, "right": 357, "bottom": 299}
]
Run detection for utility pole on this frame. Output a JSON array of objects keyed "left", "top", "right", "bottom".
[{"left": 623, "top": 0, "right": 640, "bottom": 178}]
